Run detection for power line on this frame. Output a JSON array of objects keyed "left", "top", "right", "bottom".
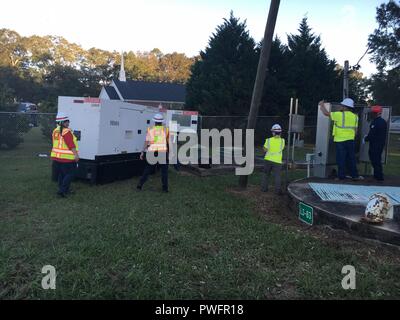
[{"left": 351, "top": 44, "right": 371, "bottom": 71}]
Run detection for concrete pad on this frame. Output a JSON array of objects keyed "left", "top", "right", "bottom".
[{"left": 288, "top": 177, "right": 400, "bottom": 246}]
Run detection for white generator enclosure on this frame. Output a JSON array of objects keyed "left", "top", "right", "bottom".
[
  {"left": 58, "top": 97, "right": 160, "bottom": 160},
  {"left": 56, "top": 97, "right": 200, "bottom": 184}
]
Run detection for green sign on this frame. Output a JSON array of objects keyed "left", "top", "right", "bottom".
[{"left": 299, "top": 202, "right": 314, "bottom": 225}]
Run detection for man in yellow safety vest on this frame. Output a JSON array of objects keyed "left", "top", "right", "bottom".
[
  {"left": 137, "top": 113, "right": 170, "bottom": 192},
  {"left": 319, "top": 98, "right": 363, "bottom": 181},
  {"left": 50, "top": 112, "right": 79, "bottom": 197},
  {"left": 261, "top": 124, "right": 285, "bottom": 195}
]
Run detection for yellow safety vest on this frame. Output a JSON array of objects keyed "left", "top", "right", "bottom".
[
  {"left": 330, "top": 111, "right": 358, "bottom": 142},
  {"left": 264, "top": 137, "right": 285, "bottom": 164},
  {"left": 147, "top": 126, "right": 168, "bottom": 152},
  {"left": 51, "top": 126, "right": 78, "bottom": 161}
]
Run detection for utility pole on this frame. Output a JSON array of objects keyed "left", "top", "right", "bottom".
[
  {"left": 343, "top": 60, "right": 349, "bottom": 99},
  {"left": 239, "top": 0, "right": 281, "bottom": 189}
]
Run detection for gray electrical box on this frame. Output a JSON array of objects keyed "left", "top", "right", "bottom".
[{"left": 291, "top": 114, "right": 305, "bottom": 133}]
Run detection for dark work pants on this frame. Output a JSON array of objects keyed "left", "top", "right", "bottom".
[
  {"left": 139, "top": 162, "right": 169, "bottom": 190},
  {"left": 335, "top": 140, "right": 358, "bottom": 179},
  {"left": 261, "top": 160, "right": 282, "bottom": 193},
  {"left": 54, "top": 161, "right": 76, "bottom": 194},
  {"left": 369, "top": 146, "right": 384, "bottom": 180}
]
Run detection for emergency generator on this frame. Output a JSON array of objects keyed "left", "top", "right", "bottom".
[{"left": 56, "top": 97, "right": 198, "bottom": 183}]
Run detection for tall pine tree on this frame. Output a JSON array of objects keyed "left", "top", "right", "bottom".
[
  {"left": 185, "top": 12, "right": 258, "bottom": 115},
  {"left": 286, "top": 18, "right": 340, "bottom": 116},
  {"left": 259, "top": 37, "right": 291, "bottom": 116},
  {"left": 367, "top": 0, "right": 400, "bottom": 114}
]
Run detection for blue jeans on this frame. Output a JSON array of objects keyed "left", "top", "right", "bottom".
[
  {"left": 335, "top": 140, "right": 359, "bottom": 179},
  {"left": 139, "top": 162, "right": 169, "bottom": 191},
  {"left": 369, "top": 145, "right": 384, "bottom": 180},
  {"left": 54, "top": 161, "right": 76, "bottom": 194}
]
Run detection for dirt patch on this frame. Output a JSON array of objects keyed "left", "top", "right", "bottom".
[
  {"left": 0, "top": 204, "right": 30, "bottom": 219},
  {"left": 227, "top": 185, "right": 400, "bottom": 263}
]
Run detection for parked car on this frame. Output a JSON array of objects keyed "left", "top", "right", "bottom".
[
  {"left": 390, "top": 116, "right": 400, "bottom": 134},
  {"left": 18, "top": 102, "right": 37, "bottom": 113},
  {"left": 17, "top": 102, "right": 38, "bottom": 127}
]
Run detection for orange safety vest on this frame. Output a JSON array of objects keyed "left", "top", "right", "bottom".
[
  {"left": 146, "top": 126, "right": 168, "bottom": 152},
  {"left": 51, "top": 126, "right": 78, "bottom": 160}
]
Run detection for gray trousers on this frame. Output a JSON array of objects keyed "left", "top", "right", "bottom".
[{"left": 261, "top": 160, "right": 282, "bottom": 193}]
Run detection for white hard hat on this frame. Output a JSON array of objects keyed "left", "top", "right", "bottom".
[
  {"left": 340, "top": 98, "right": 355, "bottom": 109},
  {"left": 271, "top": 124, "right": 282, "bottom": 132},
  {"left": 153, "top": 113, "right": 164, "bottom": 122},
  {"left": 56, "top": 112, "right": 69, "bottom": 122}
]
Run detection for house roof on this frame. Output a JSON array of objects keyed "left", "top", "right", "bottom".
[
  {"left": 104, "top": 86, "right": 120, "bottom": 100},
  {"left": 113, "top": 79, "right": 186, "bottom": 103}
]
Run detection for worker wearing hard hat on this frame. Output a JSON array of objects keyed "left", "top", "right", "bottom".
[
  {"left": 319, "top": 98, "right": 363, "bottom": 181},
  {"left": 50, "top": 113, "right": 79, "bottom": 197},
  {"left": 364, "top": 106, "right": 387, "bottom": 181},
  {"left": 137, "top": 113, "right": 170, "bottom": 192},
  {"left": 261, "top": 124, "right": 285, "bottom": 194}
]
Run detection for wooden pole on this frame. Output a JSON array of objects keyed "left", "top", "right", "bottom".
[{"left": 239, "top": 0, "right": 281, "bottom": 189}]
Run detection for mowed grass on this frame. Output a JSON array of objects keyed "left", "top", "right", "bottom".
[{"left": 0, "top": 128, "right": 400, "bottom": 299}]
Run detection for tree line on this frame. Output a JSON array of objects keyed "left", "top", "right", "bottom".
[
  {"left": 186, "top": 2, "right": 399, "bottom": 117},
  {"left": 0, "top": 1, "right": 398, "bottom": 119},
  {"left": 0, "top": 30, "right": 195, "bottom": 110}
]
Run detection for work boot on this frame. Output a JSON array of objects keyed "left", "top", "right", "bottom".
[
  {"left": 57, "top": 191, "right": 66, "bottom": 198},
  {"left": 136, "top": 185, "right": 142, "bottom": 191}
]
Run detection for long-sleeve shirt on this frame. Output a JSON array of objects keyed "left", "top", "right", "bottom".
[{"left": 365, "top": 116, "right": 387, "bottom": 149}]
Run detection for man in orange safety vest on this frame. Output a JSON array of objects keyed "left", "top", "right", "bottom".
[{"left": 137, "top": 113, "right": 170, "bottom": 192}]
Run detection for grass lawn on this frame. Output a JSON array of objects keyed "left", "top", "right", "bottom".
[{"left": 0, "top": 128, "right": 400, "bottom": 299}]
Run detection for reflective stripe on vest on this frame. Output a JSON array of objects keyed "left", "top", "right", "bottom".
[
  {"left": 332, "top": 111, "right": 358, "bottom": 142},
  {"left": 264, "top": 137, "right": 284, "bottom": 164},
  {"left": 147, "top": 126, "right": 168, "bottom": 152},
  {"left": 51, "top": 127, "right": 78, "bottom": 160},
  {"left": 335, "top": 111, "right": 358, "bottom": 129}
]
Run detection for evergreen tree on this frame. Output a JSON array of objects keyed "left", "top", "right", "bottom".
[
  {"left": 367, "top": 0, "right": 400, "bottom": 114},
  {"left": 368, "top": 0, "right": 400, "bottom": 71},
  {"left": 259, "top": 37, "right": 292, "bottom": 116},
  {"left": 285, "top": 18, "right": 340, "bottom": 116},
  {"left": 368, "top": 68, "right": 400, "bottom": 114},
  {"left": 186, "top": 12, "right": 258, "bottom": 115}
]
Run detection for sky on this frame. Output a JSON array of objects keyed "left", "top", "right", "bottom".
[{"left": 0, "top": 0, "right": 386, "bottom": 77}]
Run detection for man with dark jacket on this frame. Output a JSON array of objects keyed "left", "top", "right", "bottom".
[{"left": 365, "top": 106, "right": 387, "bottom": 181}]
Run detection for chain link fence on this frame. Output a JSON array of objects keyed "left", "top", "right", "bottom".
[
  {"left": 0, "top": 112, "right": 318, "bottom": 163},
  {"left": 199, "top": 115, "right": 317, "bottom": 145}
]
